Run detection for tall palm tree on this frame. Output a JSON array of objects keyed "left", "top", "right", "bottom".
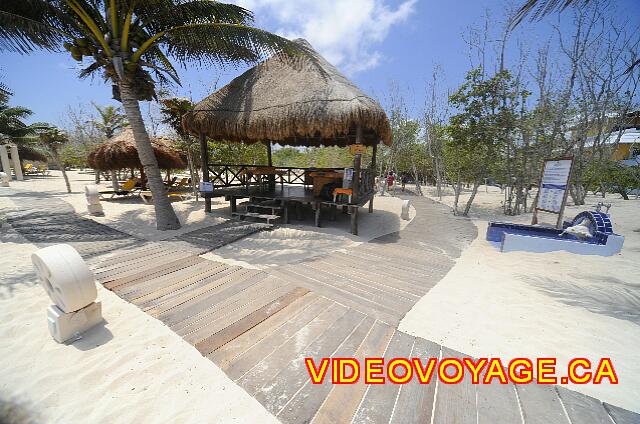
[
  {"left": 159, "top": 96, "right": 198, "bottom": 197},
  {"left": 0, "top": 98, "right": 49, "bottom": 163},
  {"left": 91, "top": 103, "right": 128, "bottom": 188},
  {"left": 38, "top": 125, "right": 72, "bottom": 193},
  {"left": 0, "top": 1, "right": 302, "bottom": 230},
  {"left": 91, "top": 103, "right": 128, "bottom": 138}
]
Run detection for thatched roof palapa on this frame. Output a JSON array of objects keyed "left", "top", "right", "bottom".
[
  {"left": 87, "top": 129, "right": 185, "bottom": 171},
  {"left": 183, "top": 39, "right": 392, "bottom": 147}
]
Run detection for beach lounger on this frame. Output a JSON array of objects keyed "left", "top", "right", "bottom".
[
  {"left": 99, "top": 178, "right": 141, "bottom": 199},
  {"left": 139, "top": 188, "right": 189, "bottom": 204},
  {"left": 37, "top": 164, "right": 50, "bottom": 175}
]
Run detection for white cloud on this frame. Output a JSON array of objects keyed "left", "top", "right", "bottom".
[{"left": 234, "top": 0, "right": 416, "bottom": 74}]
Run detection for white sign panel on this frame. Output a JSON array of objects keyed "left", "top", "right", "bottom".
[
  {"left": 537, "top": 158, "right": 572, "bottom": 213},
  {"left": 199, "top": 181, "right": 213, "bottom": 193}
]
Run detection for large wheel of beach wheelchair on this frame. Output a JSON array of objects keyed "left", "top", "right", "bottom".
[
  {"left": 572, "top": 211, "right": 613, "bottom": 235},
  {"left": 31, "top": 244, "right": 97, "bottom": 313}
]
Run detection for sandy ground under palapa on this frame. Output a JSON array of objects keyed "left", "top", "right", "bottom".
[{"left": 399, "top": 184, "right": 640, "bottom": 413}]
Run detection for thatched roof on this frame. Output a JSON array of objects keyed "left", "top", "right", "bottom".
[
  {"left": 17, "top": 144, "right": 48, "bottom": 162},
  {"left": 87, "top": 129, "right": 185, "bottom": 171},
  {"left": 182, "top": 39, "right": 392, "bottom": 147}
]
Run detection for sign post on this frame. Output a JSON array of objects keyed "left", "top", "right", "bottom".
[{"left": 532, "top": 156, "right": 574, "bottom": 228}]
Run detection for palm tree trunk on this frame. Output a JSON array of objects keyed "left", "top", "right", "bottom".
[
  {"left": 51, "top": 150, "right": 71, "bottom": 193},
  {"left": 118, "top": 79, "right": 181, "bottom": 230},
  {"left": 110, "top": 171, "right": 119, "bottom": 190}
]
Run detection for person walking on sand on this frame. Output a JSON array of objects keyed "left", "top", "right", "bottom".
[
  {"left": 387, "top": 171, "right": 395, "bottom": 194},
  {"left": 401, "top": 173, "right": 409, "bottom": 192}
]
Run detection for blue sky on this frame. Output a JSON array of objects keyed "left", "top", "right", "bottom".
[{"left": 1, "top": 0, "right": 639, "bottom": 127}]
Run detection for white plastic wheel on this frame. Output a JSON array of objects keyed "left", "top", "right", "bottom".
[{"left": 31, "top": 244, "right": 97, "bottom": 313}]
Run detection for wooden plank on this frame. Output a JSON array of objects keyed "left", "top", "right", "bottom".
[
  {"left": 234, "top": 302, "right": 348, "bottom": 388},
  {"left": 209, "top": 293, "right": 322, "bottom": 368},
  {"left": 390, "top": 337, "right": 440, "bottom": 424},
  {"left": 516, "top": 383, "right": 570, "bottom": 424},
  {"left": 180, "top": 278, "right": 293, "bottom": 345},
  {"left": 311, "top": 257, "right": 425, "bottom": 298},
  {"left": 305, "top": 259, "right": 423, "bottom": 301},
  {"left": 94, "top": 248, "right": 180, "bottom": 277},
  {"left": 195, "top": 286, "right": 310, "bottom": 355},
  {"left": 295, "top": 262, "right": 414, "bottom": 312},
  {"left": 603, "top": 402, "right": 640, "bottom": 424},
  {"left": 477, "top": 371, "right": 521, "bottom": 424},
  {"left": 115, "top": 258, "right": 211, "bottom": 300},
  {"left": 171, "top": 272, "right": 278, "bottom": 337},
  {"left": 556, "top": 387, "right": 611, "bottom": 424},
  {"left": 133, "top": 262, "right": 231, "bottom": 308},
  {"left": 91, "top": 243, "right": 166, "bottom": 269},
  {"left": 270, "top": 267, "right": 400, "bottom": 326},
  {"left": 223, "top": 297, "right": 335, "bottom": 379},
  {"left": 156, "top": 268, "right": 258, "bottom": 324},
  {"left": 352, "top": 330, "right": 415, "bottom": 424},
  {"left": 144, "top": 267, "right": 247, "bottom": 316},
  {"left": 432, "top": 347, "right": 477, "bottom": 424},
  {"left": 338, "top": 250, "right": 449, "bottom": 281},
  {"left": 254, "top": 308, "right": 367, "bottom": 415},
  {"left": 96, "top": 250, "right": 191, "bottom": 283},
  {"left": 312, "top": 320, "right": 395, "bottom": 424},
  {"left": 102, "top": 253, "right": 196, "bottom": 289},
  {"left": 277, "top": 317, "right": 376, "bottom": 424}
]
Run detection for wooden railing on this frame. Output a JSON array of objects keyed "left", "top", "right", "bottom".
[{"left": 207, "top": 164, "right": 343, "bottom": 189}]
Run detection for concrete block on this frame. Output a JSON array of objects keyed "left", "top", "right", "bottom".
[
  {"left": 0, "top": 171, "right": 9, "bottom": 187},
  {"left": 87, "top": 203, "right": 104, "bottom": 216},
  {"left": 47, "top": 302, "right": 102, "bottom": 343}
]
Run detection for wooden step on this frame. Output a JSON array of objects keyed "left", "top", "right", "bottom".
[{"left": 232, "top": 211, "right": 280, "bottom": 224}]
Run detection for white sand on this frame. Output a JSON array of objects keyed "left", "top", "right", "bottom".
[
  {"left": 400, "top": 185, "right": 640, "bottom": 412},
  {"left": 6, "top": 170, "right": 413, "bottom": 267}
]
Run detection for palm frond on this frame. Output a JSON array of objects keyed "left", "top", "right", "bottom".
[
  {"left": 511, "top": 0, "right": 589, "bottom": 28},
  {"left": 0, "top": 1, "right": 80, "bottom": 52},
  {"left": 162, "top": 23, "right": 305, "bottom": 68}
]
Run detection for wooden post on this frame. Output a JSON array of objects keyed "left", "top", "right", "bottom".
[
  {"left": 352, "top": 126, "right": 363, "bottom": 205},
  {"left": 314, "top": 201, "right": 321, "bottom": 227},
  {"left": 350, "top": 206, "right": 358, "bottom": 235},
  {"left": 199, "top": 132, "right": 211, "bottom": 212},
  {"left": 371, "top": 143, "right": 377, "bottom": 170},
  {"left": 266, "top": 140, "right": 275, "bottom": 190}
]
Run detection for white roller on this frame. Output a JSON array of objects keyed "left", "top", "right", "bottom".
[
  {"left": 401, "top": 200, "right": 411, "bottom": 220},
  {"left": 31, "top": 244, "right": 97, "bottom": 313}
]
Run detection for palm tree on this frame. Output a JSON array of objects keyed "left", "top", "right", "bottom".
[
  {"left": 91, "top": 103, "right": 128, "bottom": 138},
  {"left": 0, "top": 1, "right": 302, "bottom": 230},
  {"left": 159, "top": 96, "right": 198, "bottom": 198},
  {"left": 38, "top": 126, "right": 72, "bottom": 193},
  {"left": 512, "top": 0, "right": 588, "bottom": 26},
  {"left": 0, "top": 98, "right": 49, "bottom": 163},
  {"left": 91, "top": 103, "right": 127, "bottom": 187}
]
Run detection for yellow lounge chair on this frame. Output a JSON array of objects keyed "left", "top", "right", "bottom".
[{"left": 99, "top": 178, "right": 141, "bottom": 199}]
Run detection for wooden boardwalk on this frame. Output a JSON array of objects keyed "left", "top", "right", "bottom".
[{"left": 6, "top": 193, "right": 638, "bottom": 423}]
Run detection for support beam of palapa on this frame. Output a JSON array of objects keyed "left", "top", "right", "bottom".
[
  {"left": 199, "top": 132, "right": 211, "bottom": 212},
  {"left": 266, "top": 140, "right": 275, "bottom": 190}
]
